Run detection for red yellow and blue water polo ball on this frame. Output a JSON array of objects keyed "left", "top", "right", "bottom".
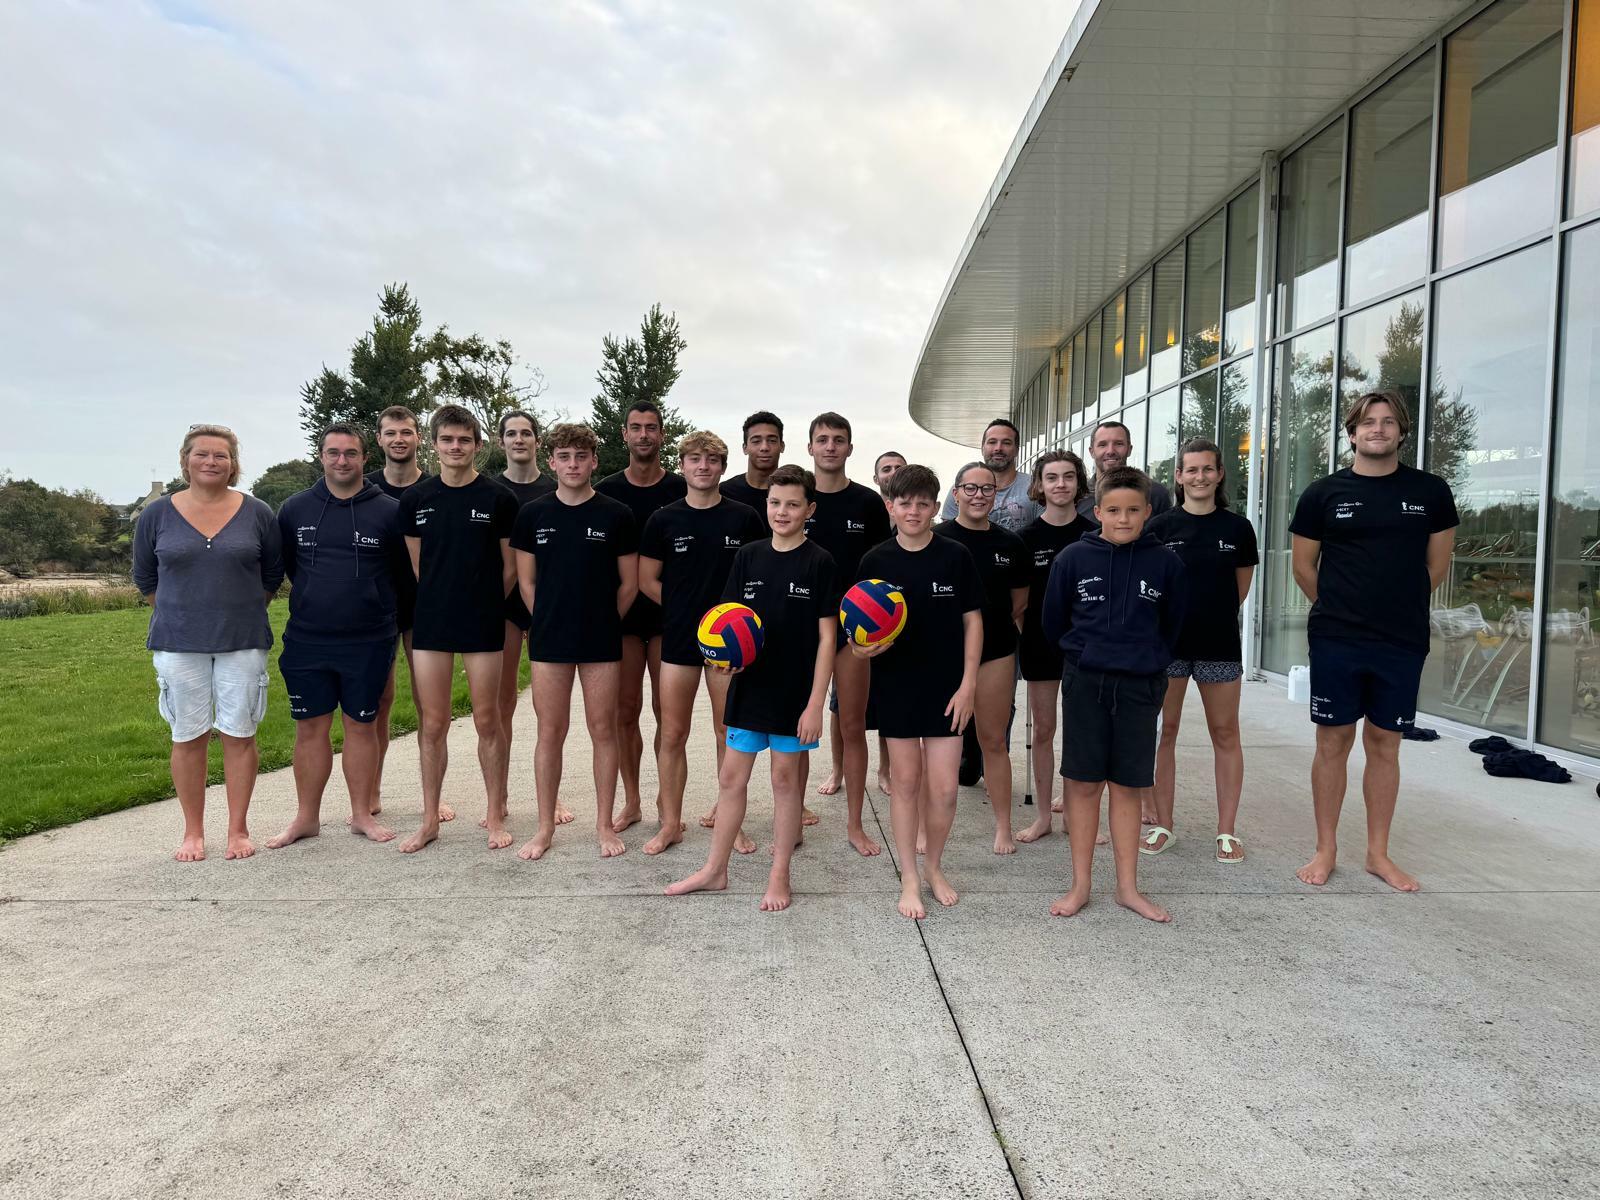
[
  {"left": 839, "top": 579, "right": 908, "bottom": 648},
  {"left": 697, "top": 602, "right": 765, "bottom": 669}
]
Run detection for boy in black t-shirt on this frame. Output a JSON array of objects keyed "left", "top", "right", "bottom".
[
  {"left": 510, "top": 423, "right": 639, "bottom": 861},
  {"left": 638, "top": 431, "right": 764, "bottom": 856},
  {"left": 719, "top": 411, "right": 785, "bottom": 533},
  {"left": 666, "top": 466, "right": 837, "bottom": 912},
  {"left": 856, "top": 465, "right": 982, "bottom": 920},
  {"left": 395, "top": 405, "right": 520, "bottom": 854}
]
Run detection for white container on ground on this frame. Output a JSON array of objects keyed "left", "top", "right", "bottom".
[{"left": 1286, "top": 664, "right": 1311, "bottom": 704}]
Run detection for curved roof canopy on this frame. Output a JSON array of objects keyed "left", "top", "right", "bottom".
[{"left": 909, "top": 0, "right": 1477, "bottom": 446}]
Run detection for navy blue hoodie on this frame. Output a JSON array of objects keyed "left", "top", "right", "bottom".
[
  {"left": 277, "top": 479, "right": 406, "bottom": 644},
  {"left": 1041, "top": 530, "right": 1187, "bottom": 676}
]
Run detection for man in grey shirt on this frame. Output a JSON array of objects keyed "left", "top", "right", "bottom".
[
  {"left": 939, "top": 418, "right": 1041, "bottom": 533},
  {"left": 1077, "top": 419, "right": 1173, "bottom": 523}
]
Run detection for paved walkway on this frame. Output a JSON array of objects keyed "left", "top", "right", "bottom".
[{"left": 3, "top": 682, "right": 1599, "bottom": 1199}]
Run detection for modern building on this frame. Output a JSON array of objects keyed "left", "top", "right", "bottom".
[{"left": 911, "top": 0, "right": 1600, "bottom": 762}]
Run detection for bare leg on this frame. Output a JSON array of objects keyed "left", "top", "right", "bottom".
[
  {"left": 482, "top": 620, "right": 522, "bottom": 828},
  {"left": 763, "top": 752, "right": 805, "bottom": 910},
  {"left": 613, "top": 636, "right": 648, "bottom": 830},
  {"left": 458, "top": 651, "right": 511, "bottom": 849},
  {"left": 1050, "top": 778, "right": 1100, "bottom": 916},
  {"left": 975, "top": 656, "right": 1016, "bottom": 854},
  {"left": 579, "top": 661, "right": 626, "bottom": 856},
  {"left": 1198, "top": 679, "right": 1243, "bottom": 861},
  {"left": 920, "top": 737, "right": 962, "bottom": 907},
  {"left": 268, "top": 713, "right": 334, "bottom": 848},
  {"left": 340, "top": 715, "right": 393, "bottom": 842},
  {"left": 171, "top": 734, "right": 209, "bottom": 861},
  {"left": 1298, "top": 723, "right": 1356, "bottom": 885},
  {"left": 887, "top": 738, "right": 927, "bottom": 918},
  {"left": 1360, "top": 722, "right": 1417, "bottom": 891},
  {"left": 1148, "top": 675, "right": 1186, "bottom": 851},
  {"left": 876, "top": 733, "right": 892, "bottom": 796},
  {"left": 667, "top": 748, "right": 757, "bottom": 894},
  {"left": 646, "top": 662, "right": 698, "bottom": 855},
  {"left": 833, "top": 650, "right": 880, "bottom": 856},
  {"left": 817, "top": 709, "right": 843, "bottom": 795},
  {"left": 401, "top": 650, "right": 455, "bottom": 853},
  {"left": 219, "top": 732, "right": 258, "bottom": 859},
  {"left": 374, "top": 651, "right": 397, "bottom": 817},
  {"left": 1018, "top": 679, "right": 1059, "bottom": 843},
  {"left": 1110, "top": 783, "right": 1169, "bottom": 922},
  {"left": 520, "top": 661, "right": 575, "bottom": 860}
]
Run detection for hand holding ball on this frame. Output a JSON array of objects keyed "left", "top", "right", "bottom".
[
  {"left": 839, "top": 579, "right": 907, "bottom": 650},
  {"left": 698, "top": 602, "right": 764, "bottom": 670}
]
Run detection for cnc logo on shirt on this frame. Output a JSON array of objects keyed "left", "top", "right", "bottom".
[
  {"left": 931, "top": 581, "right": 955, "bottom": 596},
  {"left": 788, "top": 582, "right": 811, "bottom": 598},
  {"left": 469, "top": 508, "right": 493, "bottom": 523},
  {"left": 993, "top": 552, "right": 1011, "bottom": 568},
  {"left": 1333, "top": 501, "right": 1361, "bottom": 520},
  {"left": 585, "top": 526, "right": 608, "bottom": 542},
  {"left": 672, "top": 535, "right": 695, "bottom": 554},
  {"left": 1217, "top": 540, "right": 1236, "bottom": 552},
  {"left": 1138, "top": 579, "right": 1162, "bottom": 602},
  {"left": 295, "top": 524, "right": 318, "bottom": 547},
  {"left": 846, "top": 519, "right": 866, "bottom": 532},
  {"left": 413, "top": 505, "right": 435, "bottom": 527},
  {"left": 354, "top": 533, "right": 382, "bottom": 548},
  {"left": 723, "top": 535, "right": 742, "bottom": 549},
  {"left": 1076, "top": 575, "right": 1105, "bottom": 603},
  {"left": 1400, "top": 500, "right": 1428, "bottom": 515}
]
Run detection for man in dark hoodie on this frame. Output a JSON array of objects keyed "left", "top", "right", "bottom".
[
  {"left": 1043, "top": 466, "right": 1186, "bottom": 923},
  {"left": 267, "top": 423, "right": 407, "bottom": 848}
]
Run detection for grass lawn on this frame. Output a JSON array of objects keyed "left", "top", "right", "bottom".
[{"left": 0, "top": 600, "right": 528, "bottom": 841}]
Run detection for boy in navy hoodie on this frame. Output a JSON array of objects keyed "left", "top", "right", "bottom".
[
  {"left": 267, "top": 423, "right": 408, "bottom": 849},
  {"left": 1042, "top": 466, "right": 1186, "bottom": 923}
]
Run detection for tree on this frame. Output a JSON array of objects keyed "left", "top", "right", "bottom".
[
  {"left": 249, "top": 460, "right": 320, "bottom": 512},
  {"left": 298, "top": 284, "right": 433, "bottom": 447},
  {"left": 0, "top": 476, "right": 119, "bottom": 573},
  {"left": 427, "top": 329, "right": 551, "bottom": 474},
  {"left": 589, "top": 303, "right": 693, "bottom": 476}
]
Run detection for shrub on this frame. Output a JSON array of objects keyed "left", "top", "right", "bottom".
[{"left": 0, "top": 587, "right": 146, "bottom": 620}]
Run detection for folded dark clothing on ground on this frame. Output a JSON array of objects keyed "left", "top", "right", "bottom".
[
  {"left": 1469, "top": 735, "right": 1514, "bottom": 755},
  {"left": 1403, "top": 725, "right": 1440, "bottom": 741},
  {"left": 1482, "top": 748, "right": 1570, "bottom": 783}
]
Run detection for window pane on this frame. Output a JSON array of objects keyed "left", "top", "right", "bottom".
[
  {"left": 1125, "top": 271, "right": 1152, "bottom": 398},
  {"left": 1122, "top": 399, "right": 1148, "bottom": 471},
  {"left": 1070, "top": 329, "right": 1086, "bottom": 425},
  {"left": 1437, "top": 0, "right": 1562, "bottom": 269},
  {"left": 1277, "top": 122, "right": 1343, "bottom": 335},
  {"left": 1084, "top": 314, "right": 1102, "bottom": 426},
  {"left": 1540, "top": 223, "right": 1600, "bottom": 751},
  {"left": 1181, "top": 369, "right": 1218, "bottom": 446},
  {"left": 1571, "top": 0, "right": 1600, "bottom": 216},
  {"left": 1100, "top": 294, "right": 1125, "bottom": 412},
  {"left": 1184, "top": 213, "right": 1224, "bottom": 370},
  {"left": 1151, "top": 247, "right": 1184, "bottom": 389},
  {"left": 1346, "top": 52, "right": 1434, "bottom": 307},
  {"left": 1419, "top": 244, "right": 1552, "bottom": 736},
  {"left": 1056, "top": 345, "right": 1069, "bottom": 441},
  {"left": 1146, "top": 387, "right": 1181, "bottom": 490},
  {"left": 1262, "top": 325, "right": 1336, "bottom": 674},
  {"left": 1224, "top": 186, "right": 1259, "bottom": 357},
  {"left": 1220, "top": 359, "right": 1254, "bottom": 512},
  {"left": 1338, "top": 290, "right": 1425, "bottom": 469}
]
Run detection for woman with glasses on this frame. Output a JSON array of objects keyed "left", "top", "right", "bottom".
[
  {"left": 132, "top": 424, "right": 284, "bottom": 862},
  {"left": 935, "top": 463, "right": 1030, "bottom": 853}
]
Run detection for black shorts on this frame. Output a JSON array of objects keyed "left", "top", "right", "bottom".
[
  {"left": 621, "top": 595, "right": 664, "bottom": 641},
  {"left": 279, "top": 636, "right": 395, "bottom": 722},
  {"left": 1018, "top": 627, "right": 1062, "bottom": 682},
  {"left": 1058, "top": 658, "right": 1166, "bottom": 789},
  {"left": 1308, "top": 636, "right": 1425, "bottom": 732},
  {"left": 660, "top": 618, "right": 705, "bottom": 669}
]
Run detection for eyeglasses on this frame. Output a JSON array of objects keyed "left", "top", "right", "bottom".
[
  {"left": 957, "top": 483, "right": 997, "bottom": 497},
  {"left": 188, "top": 424, "right": 235, "bottom": 434}
]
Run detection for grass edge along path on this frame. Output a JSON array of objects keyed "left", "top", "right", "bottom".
[{"left": 0, "top": 600, "right": 528, "bottom": 843}]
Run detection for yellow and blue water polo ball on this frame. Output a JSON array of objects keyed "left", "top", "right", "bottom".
[
  {"left": 839, "top": 579, "right": 907, "bottom": 648},
  {"left": 697, "top": 602, "right": 764, "bottom": 669}
]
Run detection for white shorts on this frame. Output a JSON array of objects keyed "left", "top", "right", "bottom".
[{"left": 152, "top": 649, "right": 270, "bottom": 742}]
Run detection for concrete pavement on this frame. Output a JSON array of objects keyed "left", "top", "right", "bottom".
[{"left": 3, "top": 681, "right": 1598, "bottom": 1198}]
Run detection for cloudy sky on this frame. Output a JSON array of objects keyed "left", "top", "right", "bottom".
[{"left": 2, "top": 1, "right": 1079, "bottom": 500}]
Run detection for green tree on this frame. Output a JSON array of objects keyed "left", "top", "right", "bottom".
[
  {"left": 589, "top": 303, "right": 692, "bottom": 476},
  {"left": 298, "top": 284, "right": 433, "bottom": 447},
  {"left": 0, "top": 477, "right": 117, "bottom": 573},
  {"left": 427, "top": 330, "right": 552, "bottom": 474},
  {"left": 249, "top": 460, "right": 321, "bottom": 512}
]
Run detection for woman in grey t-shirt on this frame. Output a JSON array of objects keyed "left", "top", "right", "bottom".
[{"left": 132, "top": 425, "right": 283, "bottom": 862}]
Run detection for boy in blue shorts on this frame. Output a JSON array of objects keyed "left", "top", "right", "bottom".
[{"left": 666, "top": 465, "right": 837, "bottom": 911}]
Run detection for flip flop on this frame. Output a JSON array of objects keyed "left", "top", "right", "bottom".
[
  {"left": 1139, "top": 826, "right": 1176, "bottom": 856},
  {"left": 1215, "top": 833, "right": 1244, "bottom": 863}
]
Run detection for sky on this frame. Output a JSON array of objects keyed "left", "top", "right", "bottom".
[{"left": 1, "top": 0, "right": 1082, "bottom": 501}]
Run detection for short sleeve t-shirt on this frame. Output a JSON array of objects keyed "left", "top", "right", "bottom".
[
  {"left": 366, "top": 469, "right": 429, "bottom": 631},
  {"left": 1146, "top": 506, "right": 1260, "bottom": 661},
  {"left": 720, "top": 475, "right": 771, "bottom": 533},
  {"left": 721, "top": 539, "right": 837, "bottom": 736},
  {"left": 857, "top": 535, "right": 984, "bottom": 738},
  {"left": 511, "top": 492, "right": 638, "bottom": 663},
  {"left": 1019, "top": 514, "right": 1094, "bottom": 651},
  {"left": 933, "top": 521, "right": 1029, "bottom": 661},
  {"left": 497, "top": 473, "right": 559, "bottom": 630},
  {"left": 597, "top": 469, "right": 688, "bottom": 634},
  {"left": 397, "top": 474, "right": 518, "bottom": 653},
  {"left": 640, "top": 498, "right": 766, "bottom": 667},
  {"left": 804, "top": 481, "right": 892, "bottom": 601},
  {"left": 1289, "top": 464, "right": 1458, "bottom": 654}
]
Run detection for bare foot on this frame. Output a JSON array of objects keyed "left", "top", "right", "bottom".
[
  {"left": 598, "top": 831, "right": 627, "bottom": 858},
  {"left": 369, "top": 802, "right": 383, "bottom": 816},
  {"left": 760, "top": 874, "right": 792, "bottom": 912},
  {"left": 665, "top": 864, "right": 728, "bottom": 896},
  {"left": 1016, "top": 816, "right": 1053, "bottom": 844},
  {"left": 476, "top": 805, "right": 511, "bottom": 829},
  {"left": 897, "top": 881, "right": 926, "bottom": 919},
  {"left": 555, "top": 803, "right": 575, "bottom": 826},
  {"left": 734, "top": 830, "right": 757, "bottom": 855},
  {"left": 1115, "top": 886, "right": 1172, "bottom": 923},
  {"left": 816, "top": 772, "right": 841, "bottom": 797},
  {"left": 266, "top": 817, "right": 321, "bottom": 850},
  {"left": 517, "top": 830, "right": 553, "bottom": 860},
  {"left": 1050, "top": 798, "right": 1063, "bottom": 814},
  {"left": 612, "top": 807, "right": 642, "bottom": 833},
  {"left": 438, "top": 803, "right": 456, "bottom": 823},
  {"left": 993, "top": 828, "right": 1017, "bottom": 856},
  {"left": 916, "top": 831, "right": 927, "bottom": 856},
  {"left": 801, "top": 806, "right": 820, "bottom": 827},
  {"left": 486, "top": 822, "right": 513, "bottom": 851},
  {"left": 925, "top": 866, "right": 959, "bottom": 907},
  {"left": 224, "top": 832, "right": 255, "bottom": 860},
  {"left": 876, "top": 772, "right": 892, "bottom": 796},
  {"left": 698, "top": 807, "right": 718, "bottom": 828},
  {"left": 1366, "top": 853, "right": 1420, "bottom": 892},
  {"left": 349, "top": 816, "right": 396, "bottom": 844},
  {"left": 1095, "top": 828, "right": 1110, "bottom": 846},
  {"left": 847, "top": 827, "right": 882, "bottom": 857},
  {"left": 1141, "top": 809, "right": 1157, "bottom": 826},
  {"left": 643, "top": 822, "right": 684, "bottom": 855},
  {"left": 1296, "top": 850, "right": 1336, "bottom": 886},
  {"left": 174, "top": 834, "right": 205, "bottom": 862},
  {"left": 769, "top": 832, "right": 804, "bottom": 857},
  {"left": 399, "top": 823, "right": 439, "bottom": 854},
  {"left": 1049, "top": 887, "right": 1090, "bottom": 917}
]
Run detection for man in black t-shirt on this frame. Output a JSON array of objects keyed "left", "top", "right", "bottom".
[
  {"left": 395, "top": 405, "right": 520, "bottom": 855},
  {"left": 1289, "top": 391, "right": 1458, "bottom": 893},
  {"left": 667, "top": 466, "right": 836, "bottom": 912},
  {"left": 596, "top": 401, "right": 688, "bottom": 836},
  {"left": 719, "top": 411, "right": 785, "bottom": 533},
  {"left": 638, "top": 431, "right": 764, "bottom": 857},
  {"left": 511, "top": 423, "right": 640, "bottom": 861},
  {"left": 805, "top": 412, "right": 893, "bottom": 857}
]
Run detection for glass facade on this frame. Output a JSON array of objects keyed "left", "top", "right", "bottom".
[{"left": 1008, "top": 0, "right": 1600, "bottom": 761}]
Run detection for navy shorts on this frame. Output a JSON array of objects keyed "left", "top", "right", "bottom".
[
  {"left": 1059, "top": 658, "right": 1166, "bottom": 789},
  {"left": 279, "top": 637, "right": 396, "bottom": 722},
  {"left": 1307, "top": 637, "right": 1424, "bottom": 732}
]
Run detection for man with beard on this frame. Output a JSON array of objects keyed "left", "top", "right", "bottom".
[
  {"left": 1076, "top": 420, "right": 1173, "bottom": 523},
  {"left": 720, "top": 411, "right": 785, "bottom": 533},
  {"left": 939, "top": 419, "right": 1041, "bottom": 532}
]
